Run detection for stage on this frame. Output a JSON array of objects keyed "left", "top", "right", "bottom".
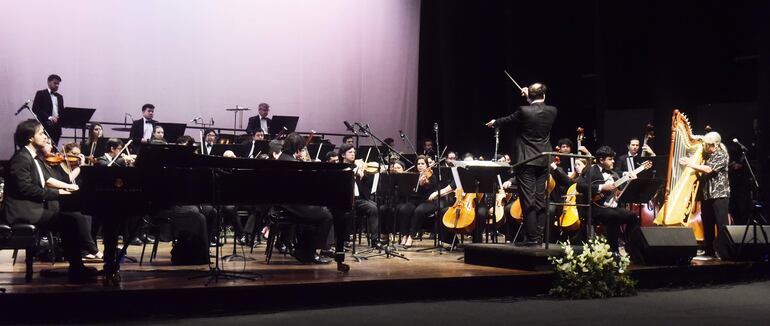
[{"left": 0, "top": 237, "right": 768, "bottom": 323}]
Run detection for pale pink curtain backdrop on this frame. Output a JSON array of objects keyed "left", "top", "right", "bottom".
[{"left": 0, "top": 0, "right": 420, "bottom": 157}]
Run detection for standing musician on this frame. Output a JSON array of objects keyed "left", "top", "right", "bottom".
[
  {"left": 342, "top": 135, "right": 355, "bottom": 146},
  {"left": 31, "top": 74, "right": 64, "bottom": 145},
  {"left": 486, "top": 82, "right": 557, "bottom": 246},
  {"left": 4, "top": 119, "right": 97, "bottom": 282},
  {"left": 679, "top": 131, "right": 730, "bottom": 259},
  {"left": 246, "top": 103, "right": 271, "bottom": 136},
  {"left": 421, "top": 138, "right": 436, "bottom": 157},
  {"left": 576, "top": 146, "right": 639, "bottom": 253},
  {"left": 201, "top": 129, "right": 217, "bottom": 155},
  {"left": 129, "top": 104, "right": 157, "bottom": 143},
  {"left": 614, "top": 138, "right": 655, "bottom": 175},
  {"left": 339, "top": 144, "right": 383, "bottom": 247}
]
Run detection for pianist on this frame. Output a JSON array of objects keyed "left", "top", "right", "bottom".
[{"left": 4, "top": 119, "right": 98, "bottom": 282}]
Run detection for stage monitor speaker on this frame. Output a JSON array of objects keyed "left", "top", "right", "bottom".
[
  {"left": 715, "top": 225, "right": 770, "bottom": 262},
  {"left": 627, "top": 227, "right": 697, "bottom": 265}
]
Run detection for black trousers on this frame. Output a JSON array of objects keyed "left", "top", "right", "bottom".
[
  {"left": 39, "top": 210, "right": 87, "bottom": 268},
  {"left": 354, "top": 199, "right": 379, "bottom": 239},
  {"left": 283, "top": 205, "right": 333, "bottom": 259},
  {"left": 515, "top": 164, "right": 548, "bottom": 242},
  {"left": 701, "top": 197, "right": 730, "bottom": 255},
  {"left": 591, "top": 206, "right": 639, "bottom": 252}
]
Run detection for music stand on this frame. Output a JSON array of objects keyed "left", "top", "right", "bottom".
[
  {"left": 243, "top": 140, "right": 271, "bottom": 158},
  {"left": 210, "top": 144, "right": 247, "bottom": 158},
  {"left": 617, "top": 178, "right": 662, "bottom": 205},
  {"left": 85, "top": 137, "right": 108, "bottom": 159},
  {"left": 634, "top": 156, "right": 665, "bottom": 179},
  {"left": 268, "top": 116, "right": 299, "bottom": 136},
  {"left": 59, "top": 107, "right": 96, "bottom": 141},
  {"left": 308, "top": 142, "right": 335, "bottom": 161},
  {"left": 156, "top": 123, "right": 187, "bottom": 144},
  {"left": 356, "top": 145, "right": 389, "bottom": 162},
  {"left": 134, "top": 143, "right": 197, "bottom": 169}
]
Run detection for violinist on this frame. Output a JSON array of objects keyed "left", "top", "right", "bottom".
[
  {"left": 80, "top": 122, "right": 104, "bottom": 164},
  {"left": 96, "top": 138, "right": 135, "bottom": 167},
  {"left": 324, "top": 151, "right": 339, "bottom": 163},
  {"left": 340, "top": 144, "right": 382, "bottom": 247},
  {"left": 41, "top": 138, "right": 103, "bottom": 261},
  {"left": 243, "top": 128, "right": 266, "bottom": 158},
  {"left": 4, "top": 119, "right": 98, "bottom": 282},
  {"left": 397, "top": 155, "right": 454, "bottom": 248}
]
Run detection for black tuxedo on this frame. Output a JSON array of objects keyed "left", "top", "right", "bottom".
[
  {"left": 493, "top": 102, "right": 558, "bottom": 167},
  {"left": 493, "top": 102, "right": 557, "bottom": 243},
  {"left": 31, "top": 89, "right": 64, "bottom": 144},
  {"left": 129, "top": 118, "right": 156, "bottom": 141},
  {"left": 3, "top": 148, "right": 60, "bottom": 224},
  {"left": 246, "top": 115, "right": 270, "bottom": 135}
]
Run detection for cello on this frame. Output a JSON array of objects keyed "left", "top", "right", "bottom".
[
  {"left": 509, "top": 157, "right": 558, "bottom": 220},
  {"left": 442, "top": 189, "right": 480, "bottom": 234},
  {"left": 558, "top": 127, "right": 586, "bottom": 231}
]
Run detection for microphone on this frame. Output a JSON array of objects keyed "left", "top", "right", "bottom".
[
  {"left": 433, "top": 122, "right": 439, "bottom": 132},
  {"left": 14, "top": 100, "right": 30, "bottom": 116},
  {"left": 189, "top": 116, "right": 201, "bottom": 123},
  {"left": 494, "top": 127, "right": 500, "bottom": 137},
  {"left": 733, "top": 138, "right": 749, "bottom": 152},
  {"left": 399, "top": 130, "right": 405, "bottom": 139},
  {"left": 344, "top": 121, "right": 357, "bottom": 134},
  {"left": 210, "top": 118, "right": 214, "bottom": 125}
]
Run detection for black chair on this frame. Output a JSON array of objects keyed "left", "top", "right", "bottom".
[
  {"left": 263, "top": 207, "right": 297, "bottom": 264},
  {"left": 0, "top": 223, "right": 39, "bottom": 282},
  {"left": 139, "top": 215, "right": 173, "bottom": 266}
]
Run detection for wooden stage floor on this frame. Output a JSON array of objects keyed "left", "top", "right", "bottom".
[{"left": 0, "top": 236, "right": 767, "bottom": 323}]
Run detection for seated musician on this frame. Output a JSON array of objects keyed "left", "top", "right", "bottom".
[
  {"left": 277, "top": 133, "right": 334, "bottom": 264},
  {"left": 268, "top": 139, "right": 283, "bottom": 160},
  {"left": 339, "top": 144, "right": 382, "bottom": 248},
  {"left": 96, "top": 138, "right": 135, "bottom": 167},
  {"left": 614, "top": 138, "right": 655, "bottom": 175},
  {"left": 43, "top": 140, "right": 102, "bottom": 260},
  {"left": 397, "top": 155, "right": 454, "bottom": 248},
  {"left": 324, "top": 151, "right": 339, "bottom": 163},
  {"left": 4, "top": 119, "right": 98, "bottom": 282},
  {"left": 243, "top": 128, "right": 266, "bottom": 158},
  {"left": 576, "top": 146, "right": 639, "bottom": 253},
  {"left": 342, "top": 135, "right": 354, "bottom": 146},
  {"left": 678, "top": 131, "right": 730, "bottom": 259},
  {"left": 80, "top": 122, "right": 103, "bottom": 163},
  {"left": 176, "top": 135, "right": 195, "bottom": 147},
  {"left": 150, "top": 125, "right": 166, "bottom": 143}
]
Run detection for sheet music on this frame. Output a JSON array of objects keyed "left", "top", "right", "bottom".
[
  {"left": 371, "top": 173, "right": 380, "bottom": 195},
  {"left": 451, "top": 167, "right": 462, "bottom": 190}
]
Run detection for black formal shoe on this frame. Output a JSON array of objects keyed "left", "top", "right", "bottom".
[
  {"left": 309, "top": 254, "right": 333, "bottom": 264},
  {"left": 129, "top": 237, "right": 143, "bottom": 246},
  {"left": 318, "top": 249, "right": 335, "bottom": 258},
  {"left": 237, "top": 234, "right": 253, "bottom": 246},
  {"left": 142, "top": 235, "right": 156, "bottom": 244}
]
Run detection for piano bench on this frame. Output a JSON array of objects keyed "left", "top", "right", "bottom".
[{"left": 0, "top": 223, "right": 38, "bottom": 282}]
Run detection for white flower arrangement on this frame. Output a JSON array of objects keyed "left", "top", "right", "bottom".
[{"left": 549, "top": 236, "right": 636, "bottom": 299}]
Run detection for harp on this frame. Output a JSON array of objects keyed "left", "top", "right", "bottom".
[{"left": 654, "top": 110, "right": 704, "bottom": 226}]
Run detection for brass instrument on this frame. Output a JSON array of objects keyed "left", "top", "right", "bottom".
[{"left": 654, "top": 110, "right": 703, "bottom": 226}]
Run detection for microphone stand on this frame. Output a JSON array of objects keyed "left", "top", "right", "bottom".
[
  {"left": 736, "top": 146, "right": 768, "bottom": 257},
  {"left": 401, "top": 131, "right": 419, "bottom": 156},
  {"left": 351, "top": 123, "right": 408, "bottom": 261},
  {"left": 416, "top": 123, "right": 448, "bottom": 254}
]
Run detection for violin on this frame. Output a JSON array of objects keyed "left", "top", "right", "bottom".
[{"left": 44, "top": 153, "right": 80, "bottom": 168}]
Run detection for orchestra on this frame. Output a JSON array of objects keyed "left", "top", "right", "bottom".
[{"left": 4, "top": 72, "right": 742, "bottom": 286}]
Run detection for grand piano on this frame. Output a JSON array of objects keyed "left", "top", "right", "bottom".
[{"left": 71, "top": 144, "right": 355, "bottom": 284}]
